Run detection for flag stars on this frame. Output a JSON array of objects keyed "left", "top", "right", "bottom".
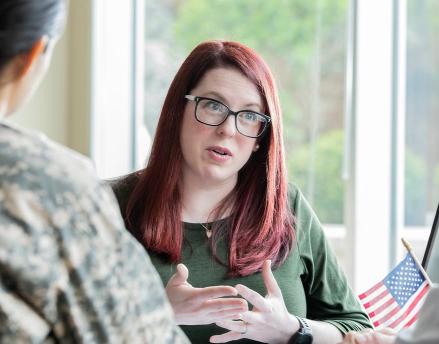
[
  {"left": 383, "top": 254, "right": 427, "bottom": 306},
  {"left": 361, "top": 254, "right": 429, "bottom": 328}
]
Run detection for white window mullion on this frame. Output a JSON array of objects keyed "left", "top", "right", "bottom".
[
  {"left": 393, "top": 0, "right": 407, "bottom": 262},
  {"left": 133, "top": 0, "right": 150, "bottom": 170},
  {"left": 91, "top": 0, "right": 135, "bottom": 179},
  {"left": 349, "top": 0, "right": 394, "bottom": 292}
]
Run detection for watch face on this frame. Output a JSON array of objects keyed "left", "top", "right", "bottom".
[
  {"left": 296, "top": 333, "right": 313, "bottom": 344},
  {"left": 289, "top": 332, "right": 313, "bottom": 344},
  {"left": 288, "top": 316, "right": 313, "bottom": 344}
]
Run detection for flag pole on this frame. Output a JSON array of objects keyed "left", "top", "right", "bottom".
[{"left": 401, "top": 237, "right": 433, "bottom": 286}]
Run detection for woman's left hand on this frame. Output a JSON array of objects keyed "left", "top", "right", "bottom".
[
  {"left": 210, "top": 260, "right": 299, "bottom": 343},
  {"left": 339, "top": 328, "right": 397, "bottom": 344}
]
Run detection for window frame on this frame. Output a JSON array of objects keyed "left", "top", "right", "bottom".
[{"left": 91, "top": 0, "right": 429, "bottom": 293}]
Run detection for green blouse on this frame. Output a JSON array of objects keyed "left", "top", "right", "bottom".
[{"left": 109, "top": 174, "right": 372, "bottom": 343}]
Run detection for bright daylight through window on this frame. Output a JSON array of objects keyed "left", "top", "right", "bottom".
[
  {"left": 143, "top": 0, "right": 350, "bottom": 270},
  {"left": 123, "top": 0, "right": 438, "bottom": 289}
]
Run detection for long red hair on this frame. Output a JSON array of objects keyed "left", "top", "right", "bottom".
[{"left": 126, "top": 40, "right": 294, "bottom": 276}]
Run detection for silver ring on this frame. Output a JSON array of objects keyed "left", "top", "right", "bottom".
[{"left": 240, "top": 320, "right": 248, "bottom": 335}]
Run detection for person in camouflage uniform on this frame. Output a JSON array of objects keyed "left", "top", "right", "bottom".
[{"left": 0, "top": 1, "right": 189, "bottom": 343}]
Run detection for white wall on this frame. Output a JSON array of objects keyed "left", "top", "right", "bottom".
[
  {"left": 10, "top": 0, "right": 92, "bottom": 157},
  {"left": 11, "top": 26, "right": 69, "bottom": 146},
  {"left": 68, "top": 0, "right": 92, "bottom": 156}
]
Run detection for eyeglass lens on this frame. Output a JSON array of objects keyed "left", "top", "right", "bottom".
[{"left": 196, "top": 98, "right": 266, "bottom": 137}]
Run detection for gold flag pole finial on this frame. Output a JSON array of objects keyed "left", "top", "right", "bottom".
[{"left": 401, "top": 238, "right": 433, "bottom": 286}]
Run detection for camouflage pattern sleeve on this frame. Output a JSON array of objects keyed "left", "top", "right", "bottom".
[{"left": 0, "top": 123, "right": 189, "bottom": 343}]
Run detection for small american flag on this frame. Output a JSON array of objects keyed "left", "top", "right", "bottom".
[{"left": 358, "top": 253, "right": 430, "bottom": 330}]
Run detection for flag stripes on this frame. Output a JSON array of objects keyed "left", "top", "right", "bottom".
[{"left": 358, "top": 253, "right": 430, "bottom": 330}]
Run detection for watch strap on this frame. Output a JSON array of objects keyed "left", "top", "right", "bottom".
[
  {"left": 287, "top": 316, "right": 313, "bottom": 344},
  {"left": 296, "top": 316, "right": 311, "bottom": 333}
]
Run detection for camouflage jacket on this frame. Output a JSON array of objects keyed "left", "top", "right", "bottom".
[{"left": 0, "top": 123, "right": 189, "bottom": 344}]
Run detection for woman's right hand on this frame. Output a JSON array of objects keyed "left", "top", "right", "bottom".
[{"left": 166, "top": 263, "right": 248, "bottom": 325}]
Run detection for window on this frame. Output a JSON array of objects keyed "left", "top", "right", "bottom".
[
  {"left": 91, "top": 0, "right": 439, "bottom": 291},
  {"left": 143, "top": 0, "right": 350, "bottom": 274},
  {"left": 401, "top": 0, "right": 439, "bottom": 259}
]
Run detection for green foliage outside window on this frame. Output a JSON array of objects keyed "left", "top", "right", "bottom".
[
  {"left": 405, "top": 150, "right": 427, "bottom": 226},
  {"left": 287, "top": 130, "right": 344, "bottom": 223},
  {"left": 434, "top": 165, "right": 439, "bottom": 210},
  {"left": 172, "top": 0, "right": 347, "bottom": 224},
  {"left": 145, "top": 0, "right": 439, "bottom": 226}
]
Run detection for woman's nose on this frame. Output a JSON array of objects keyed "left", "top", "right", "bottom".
[{"left": 216, "top": 115, "right": 237, "bottom": 137}]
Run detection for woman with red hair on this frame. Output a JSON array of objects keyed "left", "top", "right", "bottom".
[{"left": 110, "top": 40, "right": 371, "bottom": 343}]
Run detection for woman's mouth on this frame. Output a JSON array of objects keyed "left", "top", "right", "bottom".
[{"left": 207, "top": 146, "right": 232, "bottom": 162}]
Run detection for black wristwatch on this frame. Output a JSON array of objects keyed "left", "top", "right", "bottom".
[{"left": 287, "top": 316, "right": 313, "bottom": 344}]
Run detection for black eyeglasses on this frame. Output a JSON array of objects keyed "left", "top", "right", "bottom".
[{"left": 185, "top": 95, "right": 271, "bottom": 138}]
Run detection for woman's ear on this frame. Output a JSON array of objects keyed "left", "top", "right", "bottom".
[
  {"left": 16, "top": 36, "right": 48, "bottom": 79},
  {"left": 253, "top": 143, "right": 260, "bottom": 152}
]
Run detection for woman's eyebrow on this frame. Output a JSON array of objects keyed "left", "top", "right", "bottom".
[
  {"left": 200, "top": 91, "right": 227, "bottom": 103},
  {"left": 201, "top": 91, "right": 262, "bottom": 111}
]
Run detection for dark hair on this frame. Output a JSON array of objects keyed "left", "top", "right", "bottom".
[
  {"left": 126, "top": 40, "right": 295, "bottom": 277},
  {"left": 0, "top": 0, "right": 67, "bottom": 72}
]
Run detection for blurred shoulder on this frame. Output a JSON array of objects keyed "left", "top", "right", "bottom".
[
  {"left": 287, "top": 183, "right": 301, "bottom": 204},
  {"left": 107, "top": 171, "right": 141, "bottom": 196},
  {"left": 0, "top": 122, "right": 96, "bottom": 194},
  {"left": 106, "top": 171, "right": 142, "bottom": 213}
]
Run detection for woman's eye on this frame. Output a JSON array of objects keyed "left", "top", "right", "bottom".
[
  {"left": 243, "top": 112, "right": 257, "bottom": 121},
  {"left": 206, "top": 101, "right": 222, "bottom": 111}
]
